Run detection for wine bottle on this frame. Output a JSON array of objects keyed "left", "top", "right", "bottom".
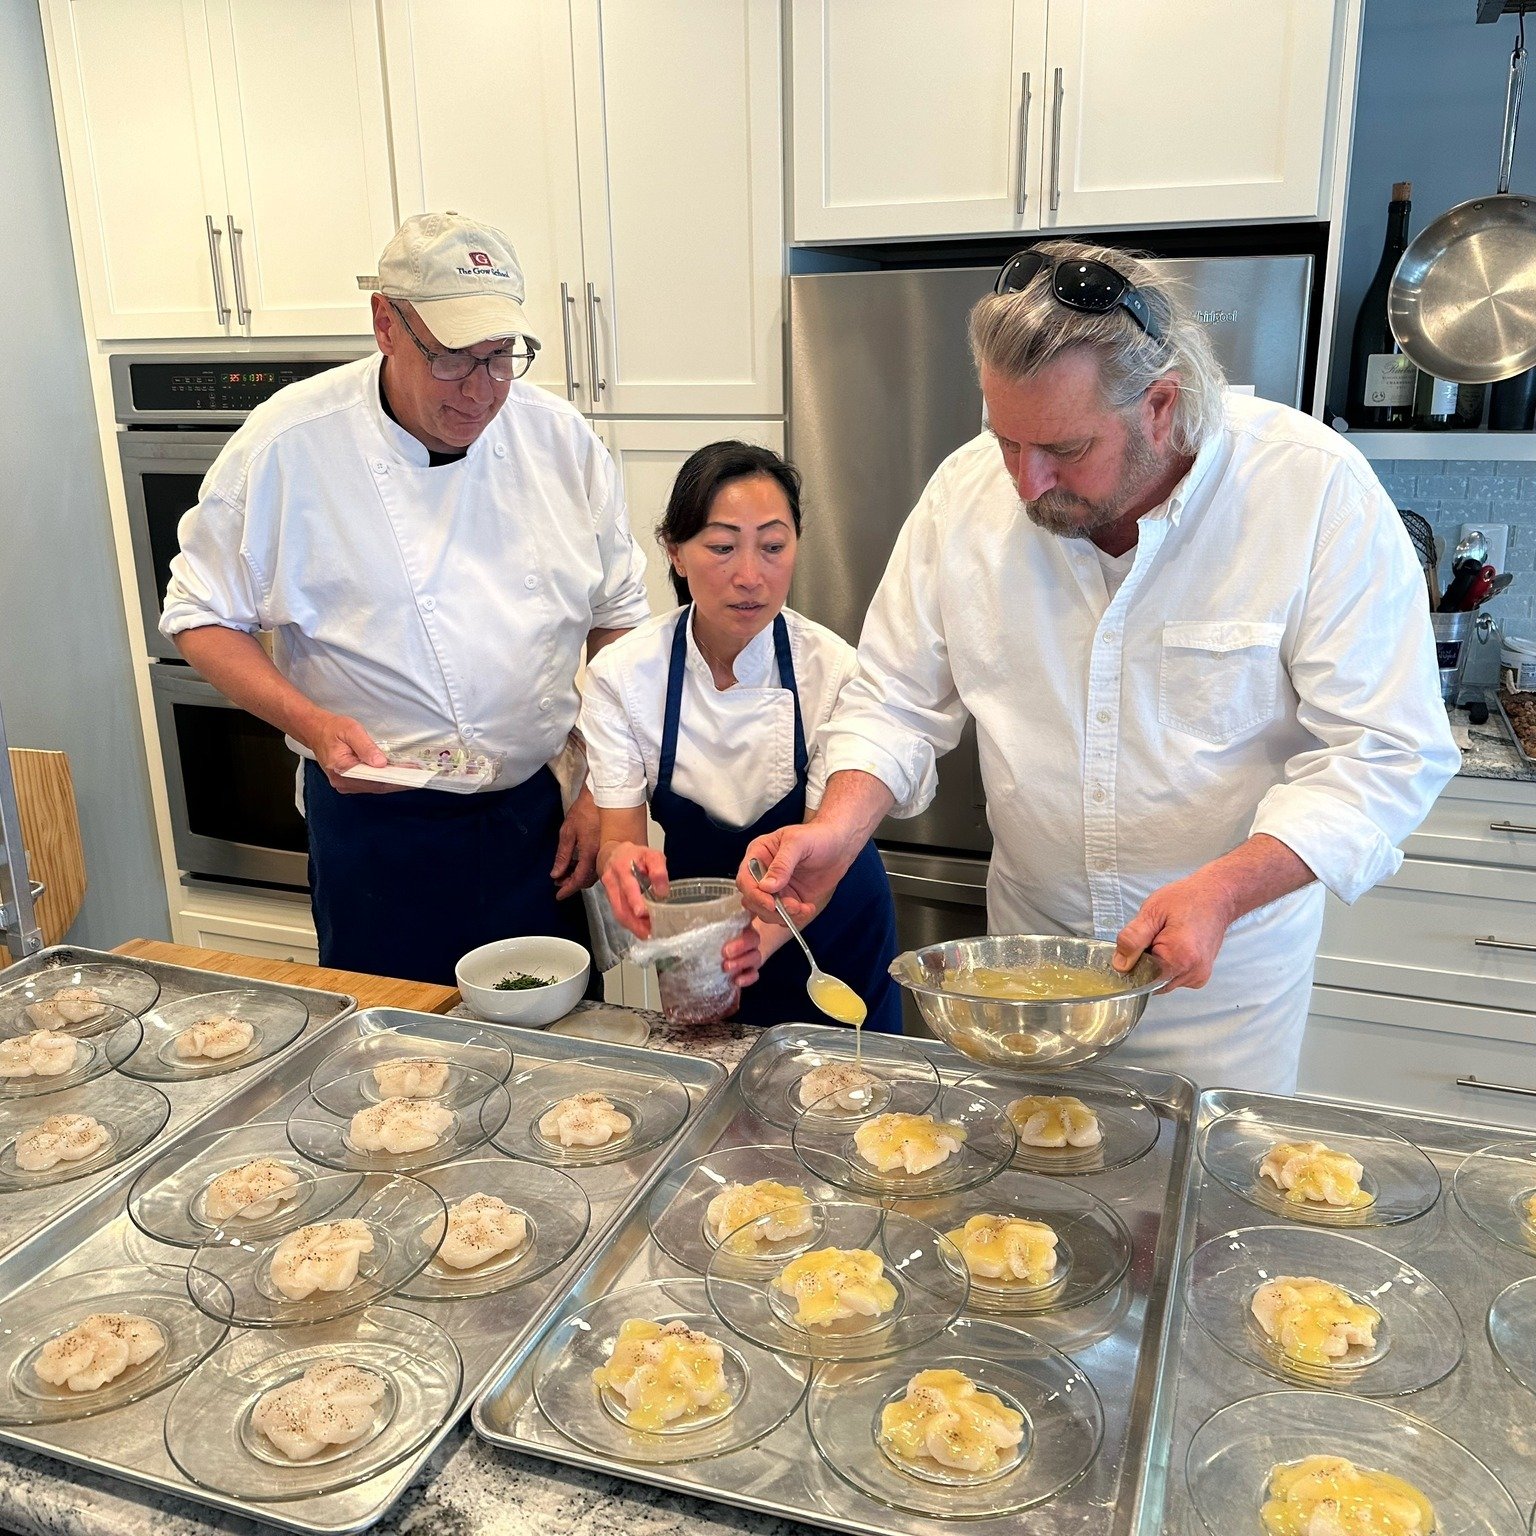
[
  {"left": 1345, "top": 181, "right": 1418, "bottom": 428},
  {"left": 1412, "top": 373, "right": 1488, "bottom": 430}
]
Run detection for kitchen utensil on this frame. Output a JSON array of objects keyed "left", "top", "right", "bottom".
[
  {"left": 1464, "top": 563, "right": 1498, "bottom": 609},
  {"left": 1389, "top": 30, "right": 1536, "bottom": 384},
  {"left": 746, "top": 857, "right": 867, "bottom": 1027},
  {"left": 1442, "top": 556, "right": 1483, "bottom": 612},
  {"left": 1454, "top": 527, "right": 1490, "bottom": 567},
  {"left": 1492, "top": 571, "right": 1516, "bottom": 597},
  {"left": 888, "top": 934, "right": 1164, "bottom": 1070},
  {"left": 1396, "top": 509, "right": 1440, "bottom": 610}
]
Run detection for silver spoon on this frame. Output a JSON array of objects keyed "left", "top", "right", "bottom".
[{"left": 748, "top": 857, "right": 867, "bottom": 1026}]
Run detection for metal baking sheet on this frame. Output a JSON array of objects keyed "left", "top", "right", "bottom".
[
  {"left": 472, "top": 1022, "right": 1198, "bottom": 1536},
  {"left": 1495, "top": 691, "right": 1536, "bottom": 770},
  {"left": 0, "top": 1005, "right": 723, "bottom": 1535},
  {"left": 1153, "top": 1087, "right": 1536, "bottom": 1535},
  {"left": 0, "top": 944, "right": 355, "bottom": 1259}
]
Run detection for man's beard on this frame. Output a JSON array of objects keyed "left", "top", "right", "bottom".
[{"left": 1022, "top": 417, "right": 1167, "bottom": 539}]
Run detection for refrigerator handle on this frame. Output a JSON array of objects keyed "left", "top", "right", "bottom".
[
  {"left": 885, "top": 869, "right": 989, "bottom": 907},
  {"left": 1049, "top": 68, "right": 1065, "bottom": 213},
  {"left": 1015, "top": 72, "right": 1031, "bottom": 216}
]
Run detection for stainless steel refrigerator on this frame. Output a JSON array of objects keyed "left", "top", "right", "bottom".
[{"left": 787, "top": 255, "right": 1314, "bottom": 1016}]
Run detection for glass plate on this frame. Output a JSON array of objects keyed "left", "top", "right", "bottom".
[
  {"left": 0, "top": 960, "right": 160, "bottom": 1023},
  {"left": 704, "top": 1201, "right": 967, "bottom": 1362},
  {"left": 0, "top": 1264, "right": 227, "bottom": 1425},
  {"left": 791, "top": 1080, "right": 1016, "bottom": 1200},
  {"left": 735, "top": 1024, "right": 941, "bottom": 1131},
  {"left": 644, "top": 1143, "right": 839, "bottom": 1274},
  {"left": 898, "top": 1170, "right": 1133, "bottom": 1315},
  {"left": 127, "top": 1124, "right": 358, "bottom": 1249},
  {"left": 1185, "top": 1225, "right": 1462, "bottom": 1395},
  {"left": 531, "top": 1277, "right": 808, "bottom": 1466},
  {"left": 307, "top": 1022, "right": 514, "bottom": 1114},
  {"left": 185, "top": 1172, "right": 444, "bottom": 1328},
  {"left": 805, "top": 1315, "right": 1102, "bottom": 1518},
  {"left": 1198, "top": 1102, "right": 1440, "bottom": 1227},
  {"left": 118, "top": 989, "right": 309, "bottom": 1082},
  {"left": 1487, "top": 1275, "right": 1536, "bottom": 1399},
  {"left": 1186, "top": 1391, "right": 1523, "bottom": 1536},
  {"left": 1452, "top": 1138, "right": 1536, "bottom": 1258},
  {"left": 0, "top": 1002, "right": 142, "bottom": 1098},
  {"left": 163, "top": 1305, "right": 461, "bottom": 1500},
  {"left": 0, "top": 1077, "right": 170, "bottom": 1193},
  {"left": 286, "top": 1079, "right": 511, "bottom": 1174},
  {"left": 493, "top": 1058, "right": 689, "bottom": 1167},
  {"left": 398, "top": 1155, "right": 590, "bottom": 1301},
  {"left": 956, "top": 1066, "right": 1160, "bottom": 1177}
]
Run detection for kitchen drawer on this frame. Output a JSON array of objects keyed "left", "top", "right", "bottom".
[
  {"left": 174, "top": 896, "right": 319, "bottom": 968},
  {"left": 1405, "top": 776, "right": 1536, "bottom": 873},
  {"left": 1302, "top": 985, "right": 1536, "bottom": 1131},
  {"left": 1317, "top": 858, "right": 1536, "bottom": 1013}
]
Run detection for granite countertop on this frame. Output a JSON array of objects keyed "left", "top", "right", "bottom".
[
  {"left": 0, "top": 1003, "right": 781, "bottom": 1536},
  {"left": 1453, "top": 699, "right": 1536, "bottom": 783}
]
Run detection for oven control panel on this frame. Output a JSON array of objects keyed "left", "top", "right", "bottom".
[{"left": 126, "top": 360, "right": 347, "bottom": 416}]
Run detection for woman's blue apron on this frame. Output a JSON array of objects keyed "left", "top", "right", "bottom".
[{"left": 647, "top": 608, "right": 901, "bottom": 1032}]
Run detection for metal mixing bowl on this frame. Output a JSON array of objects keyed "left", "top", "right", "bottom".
[{"left": 888, "top": 935, "right": 1166, "bottom": 1070}]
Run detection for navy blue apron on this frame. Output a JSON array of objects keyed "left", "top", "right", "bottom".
[
  {"left": 304, "top": 759, "right": 596, "bottom": 989},
  {"left": 648, "top": 608, "right": 901, "bottom": 1032}
]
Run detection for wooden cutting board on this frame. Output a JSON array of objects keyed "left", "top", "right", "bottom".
[
  {"left": 0, "top": 750, "right": 86, "bottom": 966},
  {"left": 111, "top": 940, "right": 461, "bottom": 1014}
]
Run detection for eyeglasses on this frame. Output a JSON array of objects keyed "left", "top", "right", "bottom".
[
  {"left": 387, "top": 299, "right": 540, "bottom": 382},
  {"left": 993, "top": 251, "right": 1164, "bottom": 343}
]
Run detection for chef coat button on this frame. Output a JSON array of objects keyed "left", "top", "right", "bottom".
[
  {"left": 463, "top": 727, "right": 479, "bottom": 741},
  {"left": 372, "top": 459, "right": 388, "bottom": 474},
  {"left": 494, "top": 443, "right": 507, "bottom": 458},
  {"left": 524, "top": 575, "right": 539, "bottom": 590},
  {"left": 1096, "top": 710, "right": 1111, "bottom": 724},
  {"left": 539, "top": 697, "right": 552, "bottom": 712},
  {"left": 420, "top": 596, "right": 436, "bottom": 612},
  {"left": 1100, "top": 630, "right": 1118, "bottom": 645},
  {"left": 1092, "top": 787, "right": 1107, "bottom": 804}
]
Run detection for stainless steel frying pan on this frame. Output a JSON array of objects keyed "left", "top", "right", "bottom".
[{"left": 1389, "top": 36, "right": 1536, "bottom": 385}]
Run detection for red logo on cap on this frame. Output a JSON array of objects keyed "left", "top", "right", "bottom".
[{"left": 468, "top": 251, "right": 492, "bottom": 268}]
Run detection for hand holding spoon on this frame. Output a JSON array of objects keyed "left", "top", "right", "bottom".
[{"left": 748, "top": 857, "right": 867, "bottom": 1027}]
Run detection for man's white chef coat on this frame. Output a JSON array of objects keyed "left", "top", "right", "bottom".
[
  {"left": 581, "top": 604, "right": 924, "bottom": 827},
  {"left": 161, "top": 355, "right": 651, "bottom": 791},
  {"left": 822, "top": 391, "right": 1461, "bottom": 1093}
]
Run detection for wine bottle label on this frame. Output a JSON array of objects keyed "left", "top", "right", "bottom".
[
  {"left": 1364, "top": 354, "right": 1416, "bottom": 407},
  {"left": 1428, "top": 377, "right": 1459, "bottom": 414}
]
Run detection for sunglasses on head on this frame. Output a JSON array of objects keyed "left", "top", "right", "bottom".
[{"left": 993, "top": 250, "right": 1164, "bottom": 344}]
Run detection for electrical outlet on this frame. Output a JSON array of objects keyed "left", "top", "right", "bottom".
[{"left": 1459, "top": 522, "right": 1509, "bottom": 573}]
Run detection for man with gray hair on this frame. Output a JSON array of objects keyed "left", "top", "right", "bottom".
[{"left": 740, "top": 239, "right": 1458, "bottom": 1092}]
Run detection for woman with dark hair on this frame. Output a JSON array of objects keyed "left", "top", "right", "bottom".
[{"left": 579, "top": 440, "right": 902, "bottom": 1031}]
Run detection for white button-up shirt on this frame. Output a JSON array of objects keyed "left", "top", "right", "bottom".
[
  {"left": 582, "top": 605, "right": 894, "bottom": 827},
  {"left": 161, "top": 355, "right": 651, "bottom": 790},
  {"left": 823, "top": 392, "right": 1460, "bottom": 1091}
]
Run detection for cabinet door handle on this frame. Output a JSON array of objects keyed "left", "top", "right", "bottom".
[
  {"left": 1474, "top": 935, "right": 1536, "bottom": 953},
  {"left": 226, "top": 215, "right": 252, "bottom": 326},
  {"left": 1456, "top": 1074, "right": 1536, "bottom": 1099},
  {"left": 204, "top": 215, "right": 231, "bottom": 325},
  {"left": 586, "top": 283, "right": 607, "bottom": 403},
  {"left": 1490, "top": 821, "right": 1536, "bottom": 836},
  {"left": 559, "top": 282, "right": 581, "bottom": 400},
  {"left": 1049, "top": 67, "right": 1064, "bottom": 213},
  {"left": 1015, "top": 72, "right": 1032, "bottom": 216}
]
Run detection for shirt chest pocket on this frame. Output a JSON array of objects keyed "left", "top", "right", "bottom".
[{"left": 1157, "top": 620, "right": 1286, "bottom": 745}]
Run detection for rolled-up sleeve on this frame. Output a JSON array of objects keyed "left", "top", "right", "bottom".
[
  {"left": 1250, "top": 477, "right": 1460, "bottom": 903},
  {"left": 159, "top": 484, "right": 264, "bottom": 639},
  {"left": 586, "top": 438, "right": 652, "bottom": 632},
  {"left": 819, "top": 474, "right": 970, "bottom": 818},
  {"left": 579, "top": 651, "right": 648, "bottom": 809}
]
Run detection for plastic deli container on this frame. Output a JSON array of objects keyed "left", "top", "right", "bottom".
[
  {"left": 1502, "top": 635, "right": 1536, "bottom": 693},
  {"left": 636, "top": 879, "right": 750, "bottom": 1026}
]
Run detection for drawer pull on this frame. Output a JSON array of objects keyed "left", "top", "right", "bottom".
[
  {"left": 1490, "top": 821, "right": 1536, "bottom": 836},
  {"left": 1456, "top": 1075, "right": 1536, "bottom": 1099},
  {"left": 1474, "top": 935, "right": 1536, "bottom": 953}
]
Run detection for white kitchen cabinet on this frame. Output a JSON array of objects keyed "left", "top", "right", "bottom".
[
  {"left": 174, "top": 887, "right": 319, "bottom": 966},
  {"left": 592, "top": 418, "right": 787, "bottom": 612},
  {"left": 383, "top": 0, "right": 587, "bottom": 402},
  {"left": 42, "top": 0, "right": 232, "bottom": 338},
  {"left": 1041, "top": 0, "right": 1337, "bottom": 228},
  {"left": 205, "top": 0, "right": 396, "bottom": 335},
  {"left": 43, "top": 0, "right": 391, "bottom": 340},
  {"left": 790, "top": 0, "right": 1047, "bottom": 241},
  {"left": 789, "top": 0, "right": 1339, "bottom": 241}
]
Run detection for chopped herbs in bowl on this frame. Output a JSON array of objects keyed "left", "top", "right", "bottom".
[{"left": 495, "top": 971, "right": 554, "bottom": 992}]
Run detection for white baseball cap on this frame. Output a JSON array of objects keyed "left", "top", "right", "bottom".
[{"left": 377, "top": 211, "right": 538, "bottom": 349}]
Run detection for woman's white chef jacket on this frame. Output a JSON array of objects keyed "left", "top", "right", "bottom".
[
  {"left": 820, "top": 391, "right": 1461, "bottom": 1093},
  {"left": 160, "top": 355, "right": 651, "bottom": 791},
  {"left": 581, "top": 605, "right": 921, "bottom": 828}
]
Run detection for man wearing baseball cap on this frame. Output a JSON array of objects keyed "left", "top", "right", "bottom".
[{"left": 160, "top": 212, "right": 652, "bottom": 985}]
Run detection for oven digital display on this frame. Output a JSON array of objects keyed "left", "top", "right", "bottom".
[{"left": 129, "top": 359, "right": 347, "bottom": 414}]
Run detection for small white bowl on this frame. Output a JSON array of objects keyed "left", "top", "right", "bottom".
[{"left": 456, "top": 937, "right": 590, "bottom": 1028}]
